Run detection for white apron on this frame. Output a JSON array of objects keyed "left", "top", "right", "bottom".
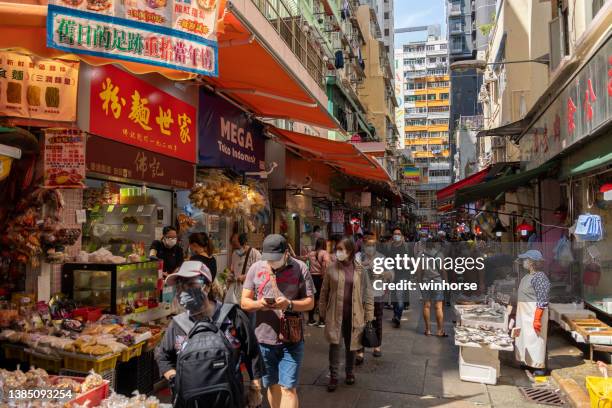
[{"left": 514, "top": 272, "right": 548, "bottom": 369}]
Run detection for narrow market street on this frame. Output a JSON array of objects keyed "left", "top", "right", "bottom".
[{"left": 289, "top": 295, "right": 581, "bottom": 408}]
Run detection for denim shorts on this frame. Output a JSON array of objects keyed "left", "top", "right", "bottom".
[
  {"left": 259, "top": 341, "right": 304, "bottom": 389},
  {"left": 421, "top": 289, "right": 445, "bottom": 302}
]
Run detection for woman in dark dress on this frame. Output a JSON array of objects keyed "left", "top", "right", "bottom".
[{"left": 188, "top": 232, "right": 217, "bottom": 281}]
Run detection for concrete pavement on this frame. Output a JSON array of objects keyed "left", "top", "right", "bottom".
[{"left": 288, "top": 298, "right": 560, "bottom": 408}]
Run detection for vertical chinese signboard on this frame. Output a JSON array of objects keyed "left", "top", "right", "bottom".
[
  {"left": 0, "top": 52, "right": 79, "bottom": 121},
  {"left": 89, "top": 64, "right": 197, "bottom": 163},
  {"left": 43, "top": 129, "right": 86, "bottom": 188},
  {"left": 46, "top": 1, "right": 219, "bottom": 77},
  {"left": 520, "top": 37, "right": 612, "bottom": 170}
]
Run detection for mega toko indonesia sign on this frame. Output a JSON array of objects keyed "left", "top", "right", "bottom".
[
  {"left": 520, "top": 37, "right": 612, "bottom": 170},
  {"left": 198, "top": 89, "right": 266, "bottom": 173},
  {"left": 46, "top": 3, "right": 218, "bottom": 76}
]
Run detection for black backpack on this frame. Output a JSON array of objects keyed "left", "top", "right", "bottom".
[{"left": 173, "top": 304, "right": 243, "bottom": 408}]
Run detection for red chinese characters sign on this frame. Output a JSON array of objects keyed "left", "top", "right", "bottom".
[{"left": 89, "top": 65, "right": 196, "bottom": 163}]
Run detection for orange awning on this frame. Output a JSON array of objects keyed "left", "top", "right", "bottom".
[
  {"left": 206, "top": 12, "right": 338, "bottom": 129},
  {"left": 270, "top": 128, "right": 392, "bottom": 184},
  {"left": 1, "top": 2, "right": 339, "bottom": 128}
]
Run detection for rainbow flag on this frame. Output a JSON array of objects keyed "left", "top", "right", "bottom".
[{"left": 403, "top": 166, "right": 420, "bottom": 180}]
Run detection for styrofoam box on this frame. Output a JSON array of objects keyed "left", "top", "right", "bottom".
[{"left": 459, "top": 347, "right": 500, "bottom": 385}]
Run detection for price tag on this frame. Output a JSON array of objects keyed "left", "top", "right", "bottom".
[
  {"left": 107, "top": 205, "right": 115, "bottom": 213},
  {"left": 75, "top": 209, "right": 86, "bottom": 224},
  {"left": 121, "top": 207, "right": 128, "bottom": 213},
  {"left": 137, "top": 225, "right": 144, "bottom": 232},
  {"left": 137, "top": 205, "right": 144, "bottom": 213}
]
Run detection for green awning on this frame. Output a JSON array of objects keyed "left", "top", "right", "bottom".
[
  {"left": 454, "top": 160, "right": 558, "bottom": 207},
  {"left": 570, "top": 151, "right": 612, "bottom": 176}
]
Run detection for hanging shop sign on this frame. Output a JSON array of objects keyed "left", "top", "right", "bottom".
[
  {"left": 521, "top": 37, "right": 611, "bottom": 170},
  {"left": 46, "top": 4, "right": 218, "bottom": 77},
  {"left": 86, "top": 135, "right": 195, "bottom": 189},
  {"left": 0, "top": 52, "right": 79, "bottom": 121},
  {"left": 198, "top": 89, "right": 266, "bottom": 173},
  {"left": 402, "top": 166, "right": 420, "bottom": 181},
  {"left": 89, "top": 64, "right": 196, "bottom": 163},
  {"left": 43, "top": 129, "right": 86, "bottom": 188}
]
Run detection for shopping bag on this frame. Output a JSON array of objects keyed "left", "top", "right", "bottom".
[
  {"left": 224, "top": 282, "right": 243, "bottom": 305},
  {"left": 361, "top": 321, "right": 380, "bottom": 348}
]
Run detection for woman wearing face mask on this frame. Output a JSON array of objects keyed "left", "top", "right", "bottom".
[
  {"left": 515, "top": 250, "right": 550, "bottom": 376},
  {"left": 356, "top": 237, "right": 391, "bottom": 362},
  {"left": 150, "top": 226, "right": 184, "bottom": 277},
  {"left": 319, "top": 237, "right": 374, "bottom": 392},
  {"left": 189, "top": 232, "right": 217, "bottom": 281},
  {"left": 416, "top": 238, "right": 448, "bottom": 337},
  {"left": 156, "top": 261, "right": 264, "bottom": 407}
]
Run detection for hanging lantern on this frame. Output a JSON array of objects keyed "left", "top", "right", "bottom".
[
  {"left": 492, "top": 220, "right": 507, "bottom": 237},
  {"left": 516, "top": 222, "right": 534, "bottom": 237}
]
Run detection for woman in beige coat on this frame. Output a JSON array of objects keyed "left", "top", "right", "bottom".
[{"left": 319, "top": 237, "right": 374, "bottom": 392}]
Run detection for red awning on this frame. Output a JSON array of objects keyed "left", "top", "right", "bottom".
[
  {"left": 436, "top": 167, "right": 491, "bottom": 201},
  {"left": 270, "top": 128, "right": 393, "bottom": 184}
]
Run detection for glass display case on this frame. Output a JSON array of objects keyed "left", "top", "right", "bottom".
[{"left": 62, "top": 261, "right": 159, "bottom": 315}]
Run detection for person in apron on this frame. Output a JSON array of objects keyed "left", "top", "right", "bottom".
[{"left": 515, "top": 250, "right": 550, "bottom": 376}]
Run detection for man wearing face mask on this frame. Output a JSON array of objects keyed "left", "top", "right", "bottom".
[
  {"left": 241, "top": 234, "right": 315, "bottom": 408},
  {"left": 150, "top": 226, "right": 184, "bottom": 277},
  {"left": 156, "top": 261, "right": 264, "bottom": 408},
  {"left": 382, "top": 227, "right": 413, "bottom": 328}
]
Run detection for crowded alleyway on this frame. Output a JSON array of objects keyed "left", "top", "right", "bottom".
[{"left": 290, "top": 294, "right": 580, "bottom": 408}]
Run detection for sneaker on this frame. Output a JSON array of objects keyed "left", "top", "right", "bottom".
[
  {"left": 317, "top": 321, "right": 326, "bottom": 328},
  {"left": 372, "top": 349, "right": 382, "bottom": 358},
  {"left": 345, "top": 373, "right": 355, "bottom": 385},
  {"left": 307, "top": 320, "right": 317, "bottom": 326},
  {"left": 392, "top": 317, "right": 400, "bottom": 328},
  {"left": 327, "top": 377, "right": 338, "bottom": 392}
]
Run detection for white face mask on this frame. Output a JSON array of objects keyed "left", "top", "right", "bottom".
[
  {"left": 336, "top": 250, "right": 349, "bottom": 262},
  {"left": 364, "top": 246, "right": 376, "bottom": 256},
  {"left": 393, "top": 235, "right": 402, "bottom": 242},
  {"left": 164, "top": 237, "right": 177, "bottom": 248}
]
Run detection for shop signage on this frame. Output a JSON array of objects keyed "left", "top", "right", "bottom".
[
  {"left": 46, "top": 4, "right": 218, "bottom": 77},
  {"left": 0, "top": 52, "right": 79, "bottom": 122},
  {"left": 521, "top": 37, "right": 612, "bottom": 170},
  {"left": 86, "top": 135, "right": 195, "bottom": 189},
  {"left": 89, "top": 64, "right": 197, "bottom": 163},
  {"left": 43, "top": 129, "right": 86, "bottom": 188},
  {"left": 198, "top": 89, "right": 266, "bottom": 172}
]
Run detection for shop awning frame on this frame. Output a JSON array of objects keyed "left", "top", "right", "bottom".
[
  {"left": 436, "top": 166, "right": 491, "bottom": 202},
  {"left": 476, "top": 118, "right": 529, "bottom": 138},
  {"left": 454, "top": 160, "right": 558, "bottom": 207}
]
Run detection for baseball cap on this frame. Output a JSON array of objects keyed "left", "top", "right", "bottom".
[
  {"left": 261, "top": 234, "right": 288, "bottom": 262},
  {"left": 165, "top": 260, "right": 212, "bottom": 286},
  {"left": 518, "top": 249, "right": 544, "bottom": 261}
]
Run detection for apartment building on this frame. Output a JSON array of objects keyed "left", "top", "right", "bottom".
[
  {"left": 361, "top": 0, "right": 395, "bottom": 70},
  {"left": 447, "top": 0, "right": 496, "bottom": 178},
  {"left": 356, "top": 3, "right": 398, "bottom": 145},
  {"left": 399, "top": 33, "right": 451, "bottom": 222}
]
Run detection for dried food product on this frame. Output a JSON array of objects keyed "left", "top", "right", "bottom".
[
  {"left": 7, "top": 82, "right": 21, "bottom": 104},
  {"left": 81, "top": 371, "right": 104, "bottom": 392},
  {"left": 26, "top": 85, "right": 41, "bottom": 106},
  {"left": 45, "top": 87, "right": 60, "bottom": 108}
]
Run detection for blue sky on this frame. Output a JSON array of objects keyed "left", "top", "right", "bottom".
[{"left": 394, "top": 0, "right": 446, "bottom": 48}]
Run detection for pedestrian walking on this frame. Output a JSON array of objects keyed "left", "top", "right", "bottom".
[
  {"left": 155, "top": 261, "right": 263, "bottom": 408},
  {"left": 307, "top": 237, "right": 331, "bottom": 327},
  {"left": 416, "top": 238, "right": 448, "bottom": 337},
  {"left": 241, "top": 234, "right": 315, "bottom": 408},
  {"left": 382, "top": 227, "right": 413, "bottom": 327},
  {"left": 356, "top": 237, "right": 390, "bottom": 362},
  {"left": 226, "top": 233, "right": 262, "bottom": 305},
  {"left": 319, "top": 237, "right": 374, "bottom": 391}
]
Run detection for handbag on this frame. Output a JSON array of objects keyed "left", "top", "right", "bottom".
[
  {"left": 224, "top": 247, "right": 253, "bottom": 304},
  {"left": 279, "top": 312, "right": 304, "bottom": 343},
  {"left": 361, "top": 321, "right": 380, "bottom": 348}
]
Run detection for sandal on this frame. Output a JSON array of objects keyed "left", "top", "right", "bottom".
[
  {"left": 436, "top": 331, "right": 449, "bottom": 337},
  {"left": 355, "top": 354, "right": 365, "bottom": 365},
  {"left": 423, "top": 331, "right": 431, "bottom": 336}
]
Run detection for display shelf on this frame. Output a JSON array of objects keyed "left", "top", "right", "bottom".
[{"left": 454, "top": 340, "right": 514, "bottom": 351}]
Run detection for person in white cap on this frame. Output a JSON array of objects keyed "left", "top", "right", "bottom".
[
  {"left": 514, "top": 250, "right": 550, "bottom": 376},
  {"left": 155, "top": 261, "right": 264, "bottom": 407}
]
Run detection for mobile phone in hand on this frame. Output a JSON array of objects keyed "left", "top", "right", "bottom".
[{"left": 264, "top": 298, "right": 276, "bottom": 305}]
